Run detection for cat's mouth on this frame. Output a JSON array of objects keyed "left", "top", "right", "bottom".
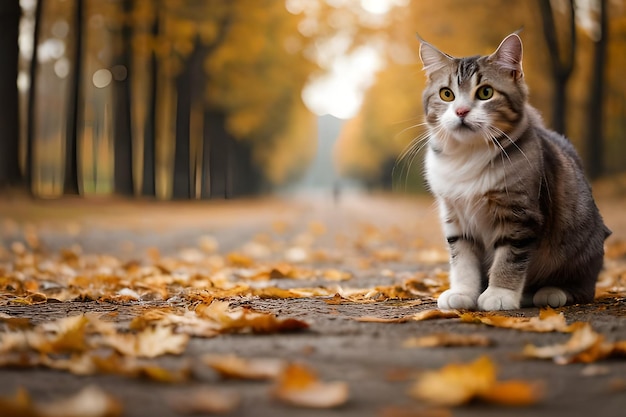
[{"left": 455, "top": 120, "right": 476, "bottom": 132}]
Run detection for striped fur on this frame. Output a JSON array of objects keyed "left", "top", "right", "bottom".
[{"left": 419, "top": 34, "right": 611, "bottom": 310}]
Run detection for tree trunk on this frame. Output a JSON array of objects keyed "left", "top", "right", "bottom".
[
  {"left": 141, "top": 9, "right": 158, "bottom": 197},
  {"left": 113, "top": 0, "right": 134, "bottom": 196},
  {"left": 26, "top": 0, "right": 44, "bottom": 193},
  {"left": 586, "top": 0, "right": 607, "bottom": 179},
  {"left": 202, "top": 109, "right": 232, "bottom": 199},
  {"left": 64, "top": 0, "right": 82, "bottom": 195},
  {"left": 172, "top": 56, "right": 192, "bottom": 199},
  {"left": 0, "top": 2, "right": 21, "bottom": 188},
  {"left": 537, "top": 0, "right": 576, "bottom": 135}
]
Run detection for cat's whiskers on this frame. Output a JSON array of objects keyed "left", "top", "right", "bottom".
[
  {"left": 394, "top": 122, "right": 429, "bottom": 145},
  {"left": 481, "top": 126, "right": 511, "bottom": 196},
  {"left": 393, "top": 128, "right": 431, "bottom": 191},
  {"left": 490, "top": 125, "right": 549, "bottom": 200},
  {"left": 491, "top": 126, "right": 533, "bottom": 169}
]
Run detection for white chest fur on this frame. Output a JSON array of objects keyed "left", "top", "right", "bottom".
[
  {"left": 425, "top": 144, "right": 506, "bottom": 244},
  {"left": 425, "top": 145, "right": 504, "bottom": 201}
]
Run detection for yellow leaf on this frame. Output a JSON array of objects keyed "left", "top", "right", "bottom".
[
  {"left": 403, "top": 333, "right": 492, "bottom": 348},
  {"left": 226, "top": 252, "right": 255, "bottom": 267},
  {"left": 459, "top": 307, "right": 578, "bottom": 333},
  {"left": 409, "top": 356, "right": 496, "bottom": 406},
  {"left": 354, "top": 316, "right": 411, "bottom": 323},
  {"left": 40, "top": 386, "right": 122, "bottom": 417},
  {"left": 479, "top": 380, "right": 544, "bottom": 406},
  {"left": 102, "top": 325, "right": 189, "bottom": 358},
  {"left": 202, "top": 354, "right": 285, "bottom": 380},
  {"left": 412, "top": 309, "right": 460, "bottom": 321},
  {"left": 522, "top": 323, "right": 615, "bottom": 364},
  {"left": 272, "top": 363, "right": 349, "bottom": 408},
  {"left": 167, "top": 388, "right": 240, "bottom": 415}
]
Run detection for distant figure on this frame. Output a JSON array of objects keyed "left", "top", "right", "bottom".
[{"left": 332, "top": 182, "right": 341, "bottom": 205}]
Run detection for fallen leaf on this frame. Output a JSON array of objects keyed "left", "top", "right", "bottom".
[
  {"left": 411, "top": 309, "right": 460, "bottom": 321},
  {"left": 354, "top": 316, "right": 411, "bottom": 323},
  {"left": 460, "top": 307, "right": 579, "bottom": 333},
  {"left": 226, "top": 252, "right": 255, "bottom": 267},
  {"left": 378, "top": 406, "right": 452, "bottom": 417},
  {"left": 168, "top": 388, "right": 240, "bottom": 415},
  {"left": 522, "top": 323, "right": 618, "bottom": 364},
  {"left": 102, "top": 325, "right": 189, "bottom": 358},
  {"left": 0, "top": 387, "right": 37, "bottom": 417},
  {"left": 196, "top": 300, "right": 309, "bottom": 334},
  {"left": 0, "top": 386, "right": 122, "bottom": 417},
  {"left": 202, "top": 354, "right": 285, "bottom": 380},
  {"left": 581, "top": 364, "right": 611, "bottom": 377},
  {"left": 409, "top": 356, "right": 541, "bottom": 407},
  {"left": 42, "top": 386, "right": 122, "bottom": 417},
  {"left": 409, "top": 356, "right": 496, "bottom": 406},
  {"left": 478, "top": 380, "right": 544, "bottom": 406},
  {"left": 403, "top": 333, "right": 492, "bottom": 348},
  {"left": 272, "top": 363, "right": 349, "bottom": 408}
]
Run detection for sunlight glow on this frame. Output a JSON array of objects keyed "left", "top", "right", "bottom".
[{"left": 302, "top": 46, "right": 383, "bottom": 120}]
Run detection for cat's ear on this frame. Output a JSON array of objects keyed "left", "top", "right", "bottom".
[
  {"left": 490, "top": 33, "right": 524, "bottom": 80},
  {"left": 419, "top": 40, "right": 452, "bottom": 76}
]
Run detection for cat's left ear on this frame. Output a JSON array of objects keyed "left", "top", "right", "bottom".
[
  {"left": 490, "top": 33, "right": 524, "bottom": 81},
  {"left": 419, "top": 40, "right": 453, "bottom": 76}
]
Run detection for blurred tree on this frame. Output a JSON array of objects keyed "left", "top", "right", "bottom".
[
  {"left": 64, "top": 0, "right": 82, "bottom": 195},
  {"left": 585, "top": 0, "right": 608, "bottom": 179},
  {"left": 0, "top": 1, "right": 21, "bottom": 188},
  {"left": 26, "top": 0, "right": 42, "bottom": 194},
  {"left": 538, "top": 0, "right": 576, "bottom": 135},
  {"left": 112, "top": 0, "right": 134, "bottom": 196}
]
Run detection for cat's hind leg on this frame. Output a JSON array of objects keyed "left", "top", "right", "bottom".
[{"left": 532, "top": 286, "right": 569, "bottom": 308}]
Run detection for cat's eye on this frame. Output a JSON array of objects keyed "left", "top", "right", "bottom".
[
  {"left": 476, "top": 85, "right": 494, "bottom": 100},
  {"left": 439, "top": 88, "right": 455, "bottom": 102}
]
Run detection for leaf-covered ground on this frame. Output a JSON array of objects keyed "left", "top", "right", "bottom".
[{"left": 1, "top": 192, "right": 625, "bottom": 417}]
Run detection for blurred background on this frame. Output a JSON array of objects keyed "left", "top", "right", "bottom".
[{"left": 0, "top": 0, "right": 624, "bottom": 200}]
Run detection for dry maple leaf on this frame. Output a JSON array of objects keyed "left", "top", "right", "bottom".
[
  {"left": 459, "top": 307, "right": 578, "bottom": 333},
  {"left": 32, "top": 315, "right": 92, "bottom": 354},
  {"left": 478, "top": 379, "right": 544, "bottom": 406},
  {"left": 379, "top": 406, "right": 452, "bottom": 417},
  {"left": 272, "top": 363, "right": 349, "bottom": 408},
  {"left": 403, "top": 333, "right": 492, "bottom": 348},
  {"left": 354, "top": 315, "right": 411, "bottom": 323},
  {"left": 521, "top": 323, "right": 624, "bottom": 364},
  {"left": 409, "top": 356, "right": 542, "bottom": 407},
  {"left": 202, "top": 354, "right": 286, "bottom": 380},
  {"left": 41, "top": 386, "right": 122, "bottom": 417},
  {"left": 0, "top": 386, "right": 122, "bottom": 417},
  {"left": 167, "top": 388, "right": 240, "bottom": 415},
  {"left": 102, "top": 325, "right": 189, "bottom": 358},
  {"left": 411, "top": 309, "right": 460, "bottom": 321},
  {"left": 196, "top": 300, "right": 309, "bottom": 334}
]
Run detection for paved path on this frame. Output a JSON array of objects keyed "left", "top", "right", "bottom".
[{"left": 0, "top": 192, "right": 625, "bottom": 417}]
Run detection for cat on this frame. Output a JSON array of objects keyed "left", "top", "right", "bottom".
[{"left": 418, "top": 33, "right": 611, "bottom": 311}]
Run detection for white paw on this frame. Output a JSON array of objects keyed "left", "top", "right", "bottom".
[
  {"left": 477, "top": 287, "right": 520, "bottom": 311},
  {"left": 533, "top": 287, "right": 568, "bottom": 308},
  {"left": 437, "top": 290, "right": 478, "bottom": 310}
]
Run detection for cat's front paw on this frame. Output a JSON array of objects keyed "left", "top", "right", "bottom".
[
  {"left": 533, "top": 287, "right": 568, "bottom": 308},
  {"left": 477, "top": 287, "right": 520, "bottom": 311},
  {"left": 437, "top": 289, "right": 478, "bottom": 310}
]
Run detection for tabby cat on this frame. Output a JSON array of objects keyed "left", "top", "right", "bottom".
[{"left": 419, "top": 33, "right": 611, "bottom": 310}]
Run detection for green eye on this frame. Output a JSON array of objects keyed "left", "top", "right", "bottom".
[
  {"left": 439, "top": 88, "right": 455, "bottom": 102},
  {"left": 476, "top": 85, "right": 494, "bottom": 100}
]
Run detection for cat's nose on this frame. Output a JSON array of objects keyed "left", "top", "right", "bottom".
[{"left": 456, "top": 107, "right": 470, "bottom": 118}]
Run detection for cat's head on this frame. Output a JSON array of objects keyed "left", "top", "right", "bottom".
[{"left": 419, "top": 34, "right": 528, "bottom": 150}]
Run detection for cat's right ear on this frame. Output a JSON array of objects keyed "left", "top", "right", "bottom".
[{"left": 419, "top": 40, "right": 452, "bottom": 76}]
